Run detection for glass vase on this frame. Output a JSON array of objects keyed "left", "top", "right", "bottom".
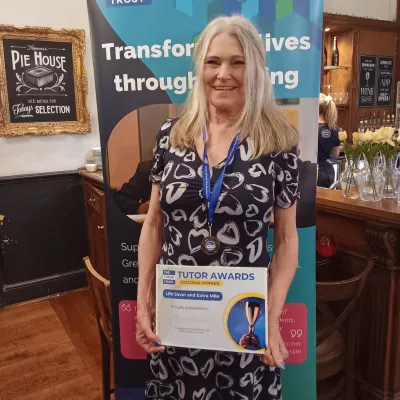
[
  {"left": 392, "top": 154, "right": 400, "bottom": 197},
  {"left": 340, "top": 157, "right": 359, "bottom": 199},
  {"left": 381, "top": 155, "right": 399, "bottom": 199},
  {"left": 357, "top": 156, "right": 386, "bottom": 202}
]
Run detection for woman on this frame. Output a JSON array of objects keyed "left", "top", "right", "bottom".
[
  {"left": 317, "top": 94, "right": 341, "bottom": 188},
  {"left": 137, "top": 15, "right": 299, "bottom": 400}
]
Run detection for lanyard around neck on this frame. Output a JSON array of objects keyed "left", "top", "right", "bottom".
[{"left": 202, "top": 129, "right": 241, "bottom": 227}]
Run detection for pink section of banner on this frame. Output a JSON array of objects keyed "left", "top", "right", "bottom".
[
  {"left": 280, "top": 303, "right": 308, "bottom": 364},
  {"left": 119, "top": 300, "right": 147, "bottom": 360}
]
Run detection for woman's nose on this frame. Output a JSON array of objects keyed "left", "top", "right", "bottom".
[{"left": 217, "top": 63, "right": 232, "bottom": 81}]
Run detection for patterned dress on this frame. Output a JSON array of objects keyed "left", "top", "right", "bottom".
[{"left": 146, "top": 119, "right": 298, "bottom": 400}]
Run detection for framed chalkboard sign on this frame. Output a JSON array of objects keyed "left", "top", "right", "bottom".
[
  {"left": 358, "top": 55, "right": 377, "bottom": 108},
  {"left": 376, "top": 56, "right": 394, "bottom": 107},
  {"left": 0, "top": 25, "right": 90, "bottom": 136}
]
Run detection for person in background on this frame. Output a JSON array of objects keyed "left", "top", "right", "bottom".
[{"left": 317, "top": 93, "right": 341, "bottom": 188}]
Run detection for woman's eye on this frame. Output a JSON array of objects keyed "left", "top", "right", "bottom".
[
  {"left": 233, "top": 60, "right": 245, "bottom": 65},
  {"left": 206, "top": 60, "right": 218, "bottom": 65}
]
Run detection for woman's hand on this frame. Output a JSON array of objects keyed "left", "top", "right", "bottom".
[
  {"left": 261, "top": 317, "right": 288, "bottom": 369},
  {"left": 136, "top": 304, "right": 165, "bottom": 354}
]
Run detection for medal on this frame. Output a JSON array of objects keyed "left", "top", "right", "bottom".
[
  {"left": 201, "top": 223, "right": 221, "bottom": 255},
  {"left": 201, "top": 236, "right": 220, "bottom": 255},
  {"left": 201, "top": 128, "right": 241, "bottom": 255}
]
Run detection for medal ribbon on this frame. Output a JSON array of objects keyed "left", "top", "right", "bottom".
[{"left": 202, "top": 129, "right": 241, "bottom": 230}]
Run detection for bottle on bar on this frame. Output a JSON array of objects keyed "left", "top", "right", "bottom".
[
  {"left": 358, "top": 117, "right": 364, "bottom": 133},
  {"left": 369, "top": 113, "right": 373, "bottom": 131},
  {"left": 331, "top": 37, "right": 339, "bottom": 66},
  {"left": 382, "top": 111, "right": 386, "bottom": 127},
  {"left": 376, "top": 112, "right": 380, "bottom": 130},
  {"left": 387, "top": 113, "right": 391, "bottom": 126},
  {"left": 391, "top": 113, "right": 396, "bottom": 127},
  {"left": 373, "top": 112, "right": 376, "bottom": 129},
  {"left": 324, "top": 46, "right": 327, "bottom": 66},
  {"left": 364, "top": 115, "right": 368, "bottom": 131}
]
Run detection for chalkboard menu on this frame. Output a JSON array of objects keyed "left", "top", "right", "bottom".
[
  {"left": 358, "top": 55, "right": 377, "bottom": 108},
  {"left": 2, "top": 39, "right": 77, "bottom": 123},
  {"left": 376, "top": 56, "right": 394, "bottom": 107}
]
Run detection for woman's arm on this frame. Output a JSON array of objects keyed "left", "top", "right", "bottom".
[
  {"left": 330, "top": 146, "right": 341, "bottom": 158},
  {"left": 269, "top": 204, "right": 298, "bottom": 320},
  {"left": 136, "top": 183, "right": 165, "bottom": 352},
  {"left": 262, "top": 203, "right": 298, "bottom": 368},
  {"left": 330, "top": 129, "right": 341, "bottom": 158},
  {"left": 138, "top": 184, "right": 163, "bottom": 308}
]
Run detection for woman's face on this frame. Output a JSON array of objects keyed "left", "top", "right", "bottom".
[{"left": 203, "top": 32, "right": 246, "bottom": 114}]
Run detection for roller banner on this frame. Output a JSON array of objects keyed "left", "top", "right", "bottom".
[{"left": 87, "top": 1, "right": 322, "bottom": 398}]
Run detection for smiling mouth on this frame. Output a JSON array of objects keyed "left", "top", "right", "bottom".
[{"left": 214, "top": 86, "right": 236, "bottom": 91}]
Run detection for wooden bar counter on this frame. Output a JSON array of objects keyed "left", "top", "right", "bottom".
[{"left": 316, "top": 188, "right": 400, "bottom": 400}]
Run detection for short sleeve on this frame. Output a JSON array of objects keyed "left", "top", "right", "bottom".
[
  {"left": 333, "top": 129, "right": 340, "bottom": 147},
  {"left": 273, "top": 148, "right": 299, "bottom": 209},
  {"left": 149, "top": 119, "right": 174, "bottom": 183}
]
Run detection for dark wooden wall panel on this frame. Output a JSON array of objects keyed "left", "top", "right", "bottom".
[
  {"left": 323, "top": 14, "right": 399, "bottom": 134},
  {"left": 0, "top": 172, "right": 89, "bottom": 306},
  {"left": 317, "top": 189, "right": 400, "bottom": 400},
  {"left": 354, "top": 29, "right": 397, "bottom": 131}
]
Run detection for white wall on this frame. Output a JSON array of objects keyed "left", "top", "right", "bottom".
[
  {"left": 0, "top": 0, "right": 100, "bottom": 177},
  {"left": 325, "top": 0, "right": 397, "bottom": 22}
]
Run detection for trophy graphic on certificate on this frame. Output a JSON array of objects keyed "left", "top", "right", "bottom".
[{"left": 239, "top": 300, "right": 264, "bottom": 350}]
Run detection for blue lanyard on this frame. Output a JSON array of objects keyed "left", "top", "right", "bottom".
[{"left": 202, "top": 130, "right": 241, "bottom": 228}]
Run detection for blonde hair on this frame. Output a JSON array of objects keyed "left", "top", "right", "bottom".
[
  {"left": 170, "top": 15, "right": 298, "bottom": 158},
  {"left": 319, "top": 93, "right": 338, "bottom": 130}
]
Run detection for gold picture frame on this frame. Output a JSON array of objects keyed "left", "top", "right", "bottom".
[{"left": 0, "top": 24, "right": 91, "bottom": 136}]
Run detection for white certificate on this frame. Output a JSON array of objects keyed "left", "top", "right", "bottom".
[{"left": 156, "top": 264, "right": 268, "bottom": 354}]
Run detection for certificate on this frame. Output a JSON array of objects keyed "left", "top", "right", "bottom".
[{"left": 156, "top": 264, "right": 268, "bottom": 354}]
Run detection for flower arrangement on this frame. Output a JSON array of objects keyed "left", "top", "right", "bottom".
[
  {"left": 337, "top": 130, "right": 361, "bottom": 198},
  {"left": 352, "top": 127, "right": 399, "bottom": 161},
  {"left": 338, "top": 128, "right": 400, "bottom": 201}
]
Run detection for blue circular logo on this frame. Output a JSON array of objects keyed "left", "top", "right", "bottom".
[{"left": 205, "top": 240, "right": 216, "bottom": 251}]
